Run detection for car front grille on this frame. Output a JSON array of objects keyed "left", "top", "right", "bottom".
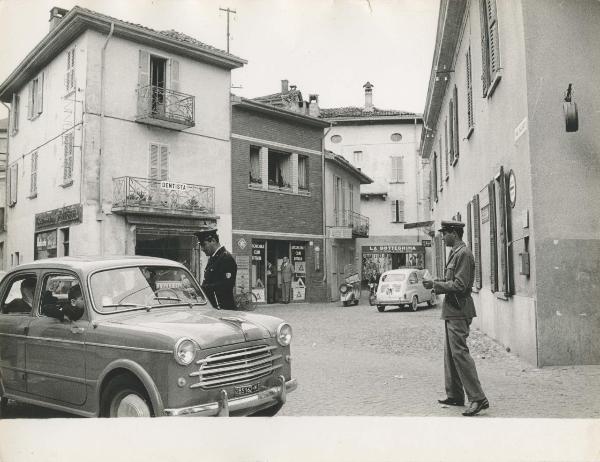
[{"left": 189, "top": 345, "right": 282, "bottom": 389}]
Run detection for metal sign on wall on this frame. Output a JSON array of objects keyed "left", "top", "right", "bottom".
[
  {"left": 35, "top": 204, "right": 83, "bottom": 231},
  {"left": 362, "top": 245, "right": 424, "bottom": 254},
  {"left": 328, "top": 227, "right": 352, "bottom": 239}
]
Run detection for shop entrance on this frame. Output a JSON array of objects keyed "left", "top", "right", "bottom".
[{"left": 135, "top": 233, "right": 200, "bottom": 279}]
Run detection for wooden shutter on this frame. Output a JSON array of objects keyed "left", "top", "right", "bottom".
[
  {"left": 170, "top": 59, "right": 180, "bottom": 92},
  {"left": 466, "top": 201, "right": 472, "bottom": 251},
  {"left": 444, "top": 119, "right": 449, "bottom": 178},
  {"left": 27, "top": 81, "right": 34, "bottom": 119},
  {"left": 453, "top": 85, "right": 459, "bottom": 163},
  {"left": 473, "top": 194, "right": 482, "bottom": 289},
  {"left": 30, "top": 152, "right": 38, "bottom": 195},
  {"left": 432, "top": 154, "right": 438, "bottom": 202},
  {"left": 149, "top": 144, "right": 159, "bottom": 179},
  {"left": 390, "top": 200, "right": 397, "bottom": 222},
  {"left": 488, "top": 181, "right": 498, "bottom": 292},
  {"left": 487, "top": 0, "right": 500, "bottom": 76},
  {"left": 497, "top": 167, "right": 512, "bottom": 295},
  {"left": 36, "top": 73, "right": 44, "bottom": 115},
  {"left": 63, "top": 132, "right": 74, "bottom": 183},
  {"left": 138, "top": 50, "right": 150, "bottom": 116},
  {"left": 448, "top": 100, "right": 454, "bottom": 163},
  {"left": 159, "top": 145, "right": 169, "bottom": 180},
  {"left": 10, "top": 93, "right": 19, "bottom": 133},
  {"left": 398, "top": 200, "right": 405, "bottom": 222},
  {"left": 434, "top": 234, "right": 443, "bottom": 278},
  {"left": 65, "top": 48, "right": 76, "bottom": 93},
  {"left": 466, "top": 47, "right": 474, "bottom": 130},
  {"left": 438, "top": 140, "right": 443, "bottom": 189},
  {"left": 479, "top": 0, "right": 490, "bottom": 96},
  {"left": 9, "top": 164, "right": 18, "bottom": 206}
]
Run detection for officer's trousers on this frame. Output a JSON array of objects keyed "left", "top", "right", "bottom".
[{"left": 444, "top": 319, "right": 486, "bottom": 402}]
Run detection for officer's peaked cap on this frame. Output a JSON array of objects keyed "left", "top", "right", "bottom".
[
  {"left": 438, "top": 220, "right": 465, "bottom": 232},
  {"left": 194, "top": 228, "right": 219, "bottom": 242}
]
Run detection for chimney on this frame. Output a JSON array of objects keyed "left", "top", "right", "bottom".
[
  {"left": 308, "top": 94, "right": 320, "bottom": 117},
  {"left": 281, "top": 79, "right": 289, "bottom": 93},
  {"left": 363, "top": 81, "right": 374, "bottom": 112},
  {"left": 49, "top": 6, "right": 69, "bottom": 31}
]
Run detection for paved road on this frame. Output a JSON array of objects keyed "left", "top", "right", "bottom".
[
  {"left": 2, "top": 298, "right": 599, "bottom": 418},
  {"left": 264, "top": 299, "right": 600, "bottom": 418}
]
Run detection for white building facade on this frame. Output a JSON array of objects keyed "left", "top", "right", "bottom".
[
  {"left": 322, "top": 83, "right": 427, "bottom": 283},
  {"left": 0, "top": 6, "right": 245, "bottom": 279}
]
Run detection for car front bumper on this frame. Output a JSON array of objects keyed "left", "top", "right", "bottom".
[{"left": 162, "top": 376, "right": 297, "bottom": 417}]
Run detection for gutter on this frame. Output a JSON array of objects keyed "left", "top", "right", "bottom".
[
  {"left": 97, "top": 22, "right": 114, "bottom": 255},
  {"left": 321, "top": 123, "right": 333, "bottom": 284}
]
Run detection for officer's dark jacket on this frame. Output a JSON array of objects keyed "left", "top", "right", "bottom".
[
  {"left": 433, "top": 241, "right": 476, "bottom": 320},
  {"left": 202, "top": 246, "right": 237, "bottom": 310}
]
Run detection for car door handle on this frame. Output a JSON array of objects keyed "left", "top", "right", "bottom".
[{"left": 71, "top": 326, "right": 85, "bottom": 334}]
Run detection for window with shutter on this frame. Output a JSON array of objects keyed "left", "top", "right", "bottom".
[
  {"left": 444, "top": 119, "right": 449, "bottom": 180},
  {"left": 63, "top": 132, "right": 74, "bottom": 184},
  {"left": 390, "top": 200, "right": 404, "bottom": 223},
  {"left": 65, "top": 48, "right": 76, "bottom": 93},
  {"left": 249, "top": 146, "right": 261, "bottom": 184},
  {"left": 36, "top": 73, "right": 43, "bottom": 116},
  {"left": 479, "top": 0, "right": 501, "bottom": 98},
  {"left": 10, "top": 93, "right": 20, "bottom": 135},
  {"left": 448, "top": 100, "right": 454, "bottom": 164},
  {"left": 466, "top": 47, "right": 474, "bottom": 135},
  {"left": 496, "top": 167, "right": 512, "bottom": 296},
  {"left": 438, "top": 139, "right": 444, "bottom": 190},
  {"left": 488, "top": 181, "right": 498, "bottom": 292},
  {"left": 390, "top": 156, "right": 403, "bottom": 182},
  {"left": 149, "top": 143, "right": 169, "bottom": 181},
  {"left": 432, "top": 153, "right": 438, "bottom": 202},
  {"left": 349, "top": 183, "right": 354, "bottom": 211},
  {"left": 27, "top": 80, "right": 34, "bottom": 119},
  {"left": 169, "top": 59, "right": 180, "bottom": 92},
  {"left": 473, "top": 194, "right": 482, "bottom": 289},
  {"left": 466, "top": 201, "right": 473, "bottom": 251},
  {"left": 30, "top": 152, "right": 38, "bottom": 197},
  {"left": 452, "top": 85, "right": 459, "bottom": 164},
  {"left": 8, "top": 164, "right": 18, "bottom": 206},
  {"left": 434, "top": 233, "right": 444, "bottom": 279}
]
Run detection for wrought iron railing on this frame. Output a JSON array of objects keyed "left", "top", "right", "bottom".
[
  {"left": 333, "top": 209, "right": 369, "bottom": 237},
  {"left": 113, "top": 177, "right": 214, "bottom": 215},
  {"left": 137, "top": 85, "right": 195, "bottom": 126}
]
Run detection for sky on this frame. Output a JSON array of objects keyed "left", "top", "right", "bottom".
[{"left": 0, "top": 0, "right": 440, "bottom": 119}]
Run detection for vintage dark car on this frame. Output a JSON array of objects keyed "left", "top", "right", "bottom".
[{"left": 0, "top": 256, "right": 296, "bottom": 417}]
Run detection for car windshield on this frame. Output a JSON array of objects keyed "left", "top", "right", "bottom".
[
  {"left": 90, "top": 266, "right": 206, "bottom": 313},
  {"left": 381, "top": 273, "right": 406, "bottom": 282}
]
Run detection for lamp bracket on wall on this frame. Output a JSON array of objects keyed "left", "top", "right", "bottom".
[{"left": 563, "top": 83, "right": 578, "bottom": 132}]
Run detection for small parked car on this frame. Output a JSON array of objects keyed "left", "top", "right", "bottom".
[
  {"left": 0, "top": 256, "right": 296, "bottom": 417},
  {"left": 375, "top": 268, "right": 436, "bottom": 312}
]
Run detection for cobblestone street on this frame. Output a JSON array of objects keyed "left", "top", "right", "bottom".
[{"left": 261, "top": 298, "right": 600, "bottom": 418}]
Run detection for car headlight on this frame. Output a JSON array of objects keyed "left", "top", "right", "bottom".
[
  {"left": 276, "top": 323, "right": 292, "bottom": 346},
  {"left": 174, "top": 338, "right": 197, "bottom": 366}
]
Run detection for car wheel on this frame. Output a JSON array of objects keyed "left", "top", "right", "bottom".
[
  {"left": 411, "top": 296, "right": 419, "bottom": 312},
  {"left": 249, "top": 402, "right": 283, "bottom": 417},
  {"left": 377, "top": 305, "right": 385, "bottom": 312},
  {"left": 427, "top": 291, "right": 437, "bottom": 306},
  {"left": 353, "top": 299, "right": 359, "bottom": 306},
  {"left": 342, "top": 300, "right": 350, "bottom": 307},
  {"left": 101, "top": 375, "right": 153, "bottom": 417}
]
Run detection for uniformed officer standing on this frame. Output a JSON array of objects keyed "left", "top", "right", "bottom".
[
  {"left": 195, "top": 229, "right": 237, "bottom": 310},
  {"left": 423, "top": 220, "right": 489, "bottom": 416}
]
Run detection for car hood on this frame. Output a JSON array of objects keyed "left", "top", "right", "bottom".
[{"left": 99, "top": 308, "right": 283, "bottom": 349}]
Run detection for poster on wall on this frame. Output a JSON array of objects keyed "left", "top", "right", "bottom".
[
  {"left": 292, "top": 244, "right": 306, "bottom": 275},
  {"left": 235, "top": 255, "right": 250, "bottom": 291},
  {"left": 292, "top": 287, "right": 305, "bottom": 301}
]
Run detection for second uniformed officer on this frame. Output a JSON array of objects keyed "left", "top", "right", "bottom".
[
  {"left": 196, "top": 229, "right": 237, "bottom": 310},
  {"left": 423, "top": 220, "right": 489, "bottom": 416}
]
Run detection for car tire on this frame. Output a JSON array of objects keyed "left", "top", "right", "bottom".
[
  {"left": 353, "top": 299, "right": 359, "bottom": 306},
  {"left": 342, "top": 300, "right": 350, "bottom": 307},
  {"left": 101, "top": 375, "right": 153, "bottom": 417},
  {"left": 377, "top": 305, "right": 385, "bottom": 312},
  {"left": 411, "top": 296, "right": 419, "bottom": 312},
  {"left": 249, "top": 402, "right": 283, "bottom": 417},
  {"left": 427, "top": 291, "right": 437, "bottom": 307}
]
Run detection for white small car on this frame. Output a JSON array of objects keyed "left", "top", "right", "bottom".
[{"left": 375, "top": 268, "right": 436, "bottom": 312}]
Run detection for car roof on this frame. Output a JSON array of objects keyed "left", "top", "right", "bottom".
[{"left": 7, "top": 256, "right": 185, "bottom": 274}]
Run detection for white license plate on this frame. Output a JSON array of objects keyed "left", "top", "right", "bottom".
[{"left": 234, "top": 383, "right": 259, "bottom": 397}]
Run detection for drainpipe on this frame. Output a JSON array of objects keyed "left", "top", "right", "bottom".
[
  {"left": 1, "top": 101, "right": 11, "bottom": 259},
  {"left": 98, "top": 22, "right": 114, "bottom": 255},
  {"left": 321, "top": 123, "right": 333, "bottom": 284}
]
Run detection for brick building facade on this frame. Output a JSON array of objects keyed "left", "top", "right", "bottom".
[{"left": 231, "top": 97, "right": 330, "bottom": 303}]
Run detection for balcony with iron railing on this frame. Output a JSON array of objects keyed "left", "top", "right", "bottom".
[
  {"left": 334, "top": 209, "right": 370, "bottom": 238},
  {"left": 112, "top": 177, "right": 215, "bottom": 218},
  {"left": 136, "top": 85, "right": 195, "bottom": 130}
]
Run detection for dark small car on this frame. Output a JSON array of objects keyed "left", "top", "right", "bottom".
[{"left": 0, "top": 256, "right": 296, "bottom": 417}]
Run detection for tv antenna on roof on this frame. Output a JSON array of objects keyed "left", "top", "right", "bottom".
[{"left": 219, "top": 7, "right": 236, "bottom": 53}]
